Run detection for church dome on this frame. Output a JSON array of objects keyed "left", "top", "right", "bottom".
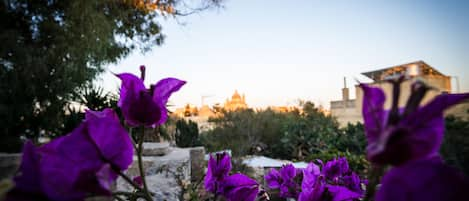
[{"left": 232, "top": 90, "right": 241, "bottom": 100}]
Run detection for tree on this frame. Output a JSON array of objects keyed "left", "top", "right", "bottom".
[
  {"left": 0, "top": 0, "right": 221, "bottom": 152},
  {"left": 440, "top": 116, "right": 469, "bottom": 176},
  {"left": 279, "top": 101, "right": 340, "bottom": 160},
  {"left": 175, "top": 119, "right": 200, "bottom": 147}
]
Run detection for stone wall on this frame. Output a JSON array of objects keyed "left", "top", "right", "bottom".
[{"left": 0, "top": 153, "right": 21, "bottom": 180}]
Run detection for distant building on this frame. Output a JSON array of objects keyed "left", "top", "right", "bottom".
[
  {"left": 330, "top": 61, "right": 468, "bottom": 127},
  {"left": 171, "top": 90, "right": 249, "bottom": 131},
  {"left": 224, "top": 90, "right": 248, "bottom": 111}
]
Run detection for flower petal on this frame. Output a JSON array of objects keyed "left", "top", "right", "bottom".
[
  {"left": 13, "top": 141, "right": 41, "bottom": 194},
  {"left": 152, "top": 78, "right": 186, "bottom": 125},
  {"left": 327, "top": 185, "right": 362, "bottom": 201},
  {"left": 39, "top": 124, "right": 105, "bottom": 201},
  {"left": 85, "top": 109, "right": 134, "bottom": 170},
  {"left": 220, "top": 173, "right": 259, "bottom": 201},
  {"left": 116, "top": 73, "right": 146, "bottom": 107},
  {"left": 360, "top": 84, "right": 386, "bottom": 144},
  {"left": 376, "top": 157, "right": 469, "bottom": 201},
  {"left": 265, "top": 168, "right": 282, "bottom": 189},
  {"left": 204, "top": 152, "right": 232, "bottom": 194}
]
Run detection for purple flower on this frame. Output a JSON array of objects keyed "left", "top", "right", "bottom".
[
  {"left": 326, "top": 185, "right": 362, "bottom": 201},
  {"left": 299, "top": 159, "right": 366, "bottom": 201},
  {"left": 361, "top": 80, "right": 469, "bottom": 165},
  {"left": 6, "top": 141, "right": 46, "bottom": 201},
  {"left": 219, "top": 173, "right": 259, "bottom": 201},
  {"left": 299, "top": 163, "right": 324, "bottom": 201},
  {"left": 265, "top": 164, "right": 301, "bottom": 198},
  {"left": 204, "top": 152, "right": 232, "bottom": 194},
  {"left": 342, "top": 172, "right": 364, "bottom": 195},
  {"left": 322, "top": 157, "right": 349, "bottom": 183},
  {"left": 376, "top": 156, "right": 469, "bottom": 201},
  {"left": 133, "top": 176, "right": 143, "bottom": 187},
  {"left": 265, "top": 168, "right": 282, "bottom": 189},
  {"left": 116, "top": 65, "right": 186, "bottom": 127},
  {"left": 8, "top": 109, "right": 133, "bottom": 201}
]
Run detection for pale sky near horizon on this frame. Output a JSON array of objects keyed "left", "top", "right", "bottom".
[{"left": 98, "top": 0, "right": 469, "bottom": 109}]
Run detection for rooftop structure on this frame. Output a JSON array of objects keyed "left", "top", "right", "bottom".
[{"left": 330, "top": 61, "right": 466, "bottom": 127}]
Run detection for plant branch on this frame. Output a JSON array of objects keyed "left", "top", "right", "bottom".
[{"left": 137, "top": 127, "right": 153, "bottom": 201}]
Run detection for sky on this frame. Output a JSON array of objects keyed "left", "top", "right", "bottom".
[{"left": 98, "top": 0, "right": 469, "bottom": 109}]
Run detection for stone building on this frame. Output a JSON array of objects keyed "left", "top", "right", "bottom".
[
  {"left": 224, "top": 90, "right": 248, "bottom": 111},
  {"left": 171, "top": 90, "right": 249, "bottom": 131},
  {"left": 330, "top": 61, "right": 467, "bottom": 127}
]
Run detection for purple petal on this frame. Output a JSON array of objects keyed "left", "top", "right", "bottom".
[
  {"left": 116, "top": 73, "right": 146, "bottom": 107},
  {"left": 360, "top": 84, "right": 386, "bottom": 144},
  {"left": 369, "top": 93, "right": 469, "bottom": 165},
  {"left": 298, "top": 176, "right": 325, "bottom": 201},
  {"left": 280, "top": 164, "right": 296, "bottom": 181},
  {"left": 342, "top": 172, "right": 364, "bottom": 195},
  {"left": 133, "top": 176, "right": 143, "bottom": 187},
  {"left": 85, "top": 109, "right": 133, "bottom": 170},
  {"left": 152, "top": 78, "right": 186, "bottom": 125},
  {"left": 204, "top": 152, "right": 232, "bottom": 194},
  {"left": 302, "top": 163, "right": 320, "bottom": 190},
  {"left": 116, "top": 73, "right": 161, "bottom": 127},
  {"left": 398, "top": 93, "right": 469, "bottom": 161},
  {"left": 376, "top": 157, "right": 469, "bottom": 201},
  {"left": 327, "top": 185, "right": 363, "bottom": 201},
  {"left": 95, "top": 164, "right": 118, "bottom": 193},
  {"left": 322, "top": 157, "right": 349, "bottom": 182},
  {"left": 39, "top": 124, "right": 106, "bottom": 200},
  {"left": 220, "top": 173, "right": 259, "bottom": 201},
  {"left": 265, "top": 168, "right": 282, "bottom": 189},
  {"left": 152, "top": 78, "right": 186, "bottom": 106},
  {"left": 13, "top": 141, "right": 41, "bottom": 194}
]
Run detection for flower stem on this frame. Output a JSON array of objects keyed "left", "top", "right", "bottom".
[
  {"left": 364, "top": 165, "right": 385, "bottom": 201},
  {"left": 116, "top": 168, "right": 144, "bottom": 192},
  {"left": 137, "top": 127, "right": 153, "bottom": 201}
]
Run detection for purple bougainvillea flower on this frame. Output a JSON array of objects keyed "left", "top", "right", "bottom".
[
  {"left": 116, "top": 65, "right": 186, "bottom": 127},
  {"left": 264, "top": 164, "right": 302, "bottom": 198},
  {"left": 6, "top": 141, "right": 47, "bottom": 201},
  {"left": 299, "top": 159, "right": 366, "bottom": 201},
  {"left": 327, "top": 185, "right": 362, "bottom": 201},
  {"left": 376, "top": 156, "right": 469, "bottom": 201},
  {"left": 204, "top": 152, "right": 232, "bottom": 194},
  {"left": 265, "top": 168, "right": 282, "bottom": 189},
  {"left": 342, "top": 172, "right": 365, "bottom": 195},
  {"left": 298, "top": 174, "right": 325, "bottom": 201},
  {"left": 219, "top": 173, "right": 259, "bottom": 201},
  {"left": 361, "top": 80, "right": 469, "bottom": 165},
  {"left": 84, "top": 109, "right": 134, "bottom": 170},
  {"left": 301, "top": 162, "right": 320, "bottom": 190},
  {"left": 322, "top": 157, "right": 349, "bottom": 183},
  {"left": 133, "top": 176, "right": 143, "bottom": 187},
  {"left": 278, "top": 164, "right": 301, "bottom": 198},
  {"left": 8, "top": 109, "right": 133, "bottom": 201}
]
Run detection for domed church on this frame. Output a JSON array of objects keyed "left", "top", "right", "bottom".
[{"left": 224, "top": 90, "right": 248, "bottom": 111}]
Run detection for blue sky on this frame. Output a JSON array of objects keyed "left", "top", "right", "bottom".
[{"left": 99, "top": 0, "right": 469, "bottom": 109}]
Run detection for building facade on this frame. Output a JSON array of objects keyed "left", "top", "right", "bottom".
[{"left": 330, "top": 61, "right": 467, "bottom": 127}]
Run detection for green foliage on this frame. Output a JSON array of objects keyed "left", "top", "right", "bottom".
[
  {"left": 334, "top": 122, "right": 367, "bottom": 155},
  {"left": 175, "top": 119, "right": 200, "bottom": 147},
  {"left": 0, "top": 0, "right": 221, "bottom": 152},
  {"left": 58, "top": 85, "right": 120, "bottom": 137},
  {"left": 201, "top": 101, "right": 371, "bottom": 174},
  {"left": 201, "top": 108, "right": 288, "bottom": 157},
  {"left": 279, "top": 102, "right": 340, "bottom": 160},
  {"left": 440, "top": 116, "right": 469, "bottom": 176}
]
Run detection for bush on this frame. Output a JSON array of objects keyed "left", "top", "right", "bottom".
[{"left": 175, "top": 119, "right": 201, "bottom": 147}]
